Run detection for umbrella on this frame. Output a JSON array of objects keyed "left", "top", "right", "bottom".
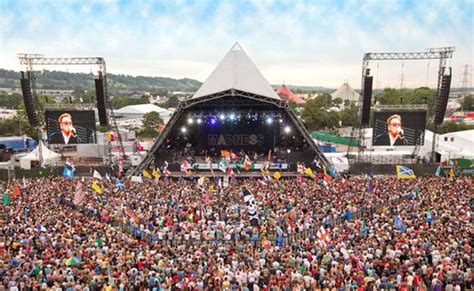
[{"left": 65, "top": 256, "right": 81, "bottom": 266}]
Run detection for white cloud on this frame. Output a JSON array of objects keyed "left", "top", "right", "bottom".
[{"left": 0, "top": 0, "right": 471, "bottom": 88}]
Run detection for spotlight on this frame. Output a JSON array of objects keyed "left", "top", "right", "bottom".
[
  {"left": 210, "top": 118, "right": 217, "bottom": 125},
  {"left": 187, "top": 118, "right": 193, "bottom": 124},
  {"left": 266, "top": 117, "right": 273, "bottom": 124},
  {"left": 229, "top": 113, "right": 236, "bottom": 121},
  {"left": 279, "top": 119, "right": 283, "bottom": 123},
  {"left": 219, "top": 114, "right": 225, "bottom": 120},
  {"left": 197, "top": 118, "right": 202, "bottom": 124},
  {"left": 181, "top": 126, "right": 187, "bottom": 133},
  {"left": 284, "top": 126, "right": 291, "bottom": 134}
]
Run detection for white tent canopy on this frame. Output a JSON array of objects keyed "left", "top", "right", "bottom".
[
  {"left": 19, "top": 142, "right": 61, "bottom": 169},
  {"left": 331, "top": 82, "right": 360, "bottom": 103},
  {"left": 192, "top": 42, "right": 280, "bottom": 100}
]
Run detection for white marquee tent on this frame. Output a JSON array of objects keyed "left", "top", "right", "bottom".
[{"left": 19, "top": 142, "right": 61, "bottom": 169}]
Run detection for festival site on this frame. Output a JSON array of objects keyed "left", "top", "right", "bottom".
[{"left": 0, "top": 1, "right": 473, "bottom": 290}]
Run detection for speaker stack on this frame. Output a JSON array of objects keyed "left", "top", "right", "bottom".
[
  {"left": 360, "top": 69, "right": 373, "bottom": 126},
  {"left": 20, "top": 71, "right": 39, "bottom": 127},
  {"left": 95, "top": 72, "right": 109, "bottom": 127},
  {"left": 434, "top": 69, "right": 452, "bottom": 125}
]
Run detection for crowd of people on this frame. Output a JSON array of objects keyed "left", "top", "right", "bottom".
[{"left": 0, "top": 174, "right": 472, "bottom": 290}]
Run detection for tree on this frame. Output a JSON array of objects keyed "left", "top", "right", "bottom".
[
  {"left": 462, "top": 95, "right": 474, "bottom": 111},
  {"left": 0, "top": 92, "right": 23, "bottom": 109},
  {"left": 137, "top": 111, "right": 164, "bottom": 137},
  {"left": 332, "top": 97, "right": 343, "bottom": 106},
  {"left": 166, "top": 95, "right": 180, "bottom": 108}
]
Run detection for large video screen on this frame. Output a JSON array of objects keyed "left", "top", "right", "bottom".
[
  {"left": 373, "top": 111, "right": 426, "bottom": 146},
  {"left": 45, "top": 110, "right": 97, "bottom": 144}
]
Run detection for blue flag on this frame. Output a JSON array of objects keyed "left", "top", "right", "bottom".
[
  {"left": 63, "top": 166, "right": 74, "bottom": 178},
  {"left": 435, "top": 166, "right": 442, "bottom": 177},
  {"left": 115, "top": 179, "right": 125, "bottom": 190},
  {"left": 394, "top": 216, "right": 406, "bottom": 232}
]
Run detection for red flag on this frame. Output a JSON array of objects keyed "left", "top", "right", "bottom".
[{"left": 12, "top": 186, "right": 20, "bottom": 197}]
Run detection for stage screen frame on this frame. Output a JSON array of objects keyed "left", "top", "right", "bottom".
[
  {"left": 45, "top": 110, "right": 97, "bottom": 144},
  {"left": 372, "top": 110, "right": 426, "bottom": 146}
]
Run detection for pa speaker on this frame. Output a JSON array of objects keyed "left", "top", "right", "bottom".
[
  {"left": 20, "top": 72, "right": 39, "bottom": 127},
  {"left": 434, "top": 74, "right": 452, "bottom": 125},
  {"left": 360, "top": 76, "right": 373, "bottom": 125},
  {"left": 95, "top": 77, "right": 109, "bottom": 127}
]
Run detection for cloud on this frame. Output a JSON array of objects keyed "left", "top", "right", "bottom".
[{"left": 0, "top": 0, "right": 471, "bottom": 88}]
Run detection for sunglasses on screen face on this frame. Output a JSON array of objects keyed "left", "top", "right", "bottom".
[{"left": 390, "top": 122, "right": 401, "bottom": 127}]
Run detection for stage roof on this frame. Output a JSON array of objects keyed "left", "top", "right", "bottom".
[
  {"left": 331, "top": 82, "right": 360, "bottom": 102},
  {"left": 192, "top": 42, "right": 281, "bottom": 100}
]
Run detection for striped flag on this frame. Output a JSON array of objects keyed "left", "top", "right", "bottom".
[
  {"left": 297, "top": 164, "right": 305, "bottom": 175},
  {"left": 124, "top": 207, "right": 139, "bottom": 223},
  {"left": 317, "top": 226, "right": 331, "bottom": 247}
]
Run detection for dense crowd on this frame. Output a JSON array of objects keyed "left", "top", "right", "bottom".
[{"left": 0, "top": 174, "right": 472, "bottom": 290}]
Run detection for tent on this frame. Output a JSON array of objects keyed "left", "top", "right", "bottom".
[
  {"left": 331, "top": 82, "right": 360, "bottom": 103},
  {"left": 276, "top": 84, "right": 306, "bottom": 104},
  {"left": 19, "top": 142, "right": 61, "bottom": 169}
]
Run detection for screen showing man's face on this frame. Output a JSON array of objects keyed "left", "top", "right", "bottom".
[
  {"left": 388, "top": 117, "right": 401, "bottom": 137},
  {"left": 60, "top": 116, "right": 73, "bottom": 135}
]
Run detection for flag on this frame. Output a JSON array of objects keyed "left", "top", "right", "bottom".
[
  {"left": 396, "top": 165, "right": 416, "bottom": 179},
  {"left": 63, "top": 166, "right": 74, "bottom": 178},
  {"left": 180, "top": 160, "right": 191, "bottom": 172},
  {"left": 394, "top": 215, "right": 406, "bottom": 232},
  {"left": 198, "top": 176, "right": 206, "bottom": 186},
  {"left": 2, "top": 191, "right": 8, "bottom": 205},
  {"left": 230, "top": 151, "right": 239, "bottom": 160},
  {"left": 227, "top": 167, "right": 236, "bottom": 178},
  {"left": 220, "top": 150, "right": 231, "bottom": 159},
  {"left": 449, "top": 167, "right": 455, "bottom": 178},
  {"left": 317, "top": 226, "right": 331, "bottom": 247},
  {"left": 91, "top": 181, "right": 102, "bottom": 194},
  {"left": 314, "top": 158, "right": 321, "bottom": 169},
  {"left": 304, "top": 167, "right": 315, "bottom": 179},
  {"left": 131, "top": 176, "right": 143, "bottom": 183},
  {"left": 93, "top": 170, "right": 103, "bottom": 180},
  {"left": 244, "top": 155, "right": 252, "bottom": 171},
  {"left": 352, "top": 255, "right": 364, "bottom": 271},
  {"left": 143, "top": 170, "right": 152, "bottom": 178},
  {"left": 73, "top": 183, "right": 86, "bottom": 205},
  {"left": 297, "top": 164, "right": 305, "bottom": 175},
  {"left": 162, "top": 161, "right": 170, "bottom": 177},
  {"left": 152, "top": 169, "right": 161, "bottom": 179},
  {"left": 124, "top": 207, "right": 139, "bottom": 223},
  {"left": 105, "top": 173, "right": 111, "bottom": 181},
  {"left": 218, "top": 158, "right": 228, "bottom": 172},
  {"left": 435, "top": 165, "right": 442, "bottom": 177},
  {"left": 426, "top": 208, "right": 432, "bottom": 224},
  {"left": 273, "top": 171, "right": 281, "bottom": 180},
  {"left": 261, "top": 161, "right": 270, "bottom": 175},
  {"left": 115, "top": 179, "right": 125, "bottom": 190},
  {"left": 65, "top": 159, "right": 75, "bottom": 171},
  {"left": 368, "top": 180, "right": 374, "bottom": 193},
  {"left": 36, "top": 224, "right": 47, "bottom": 232},
  {"left": 12, "top": 186, "right": 20, "bottom": 197}
]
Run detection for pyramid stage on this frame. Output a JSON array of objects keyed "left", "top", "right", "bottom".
[{"left": 133, "top": 43, "right": 329, "bottom": 175}]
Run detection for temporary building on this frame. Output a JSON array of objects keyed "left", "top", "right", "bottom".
[
  {"left": 276, "top": 85, "right": 306, "bottom": 104},
  {"left": 19, "top": 141, "right": 61, "bottom": 169},
  {"left": 331, "top": 82, "right": 360, "bottom": 103}
]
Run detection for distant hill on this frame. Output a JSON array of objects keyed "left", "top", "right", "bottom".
[
  {"left": 0, "top": 69, "right": 202, "bottom": 93},
  {"left": 271, "top": 84, "right": 334, "bottom": 93}
]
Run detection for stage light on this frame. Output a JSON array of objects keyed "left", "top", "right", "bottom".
[
  {"left": 279, "top": 119, "right": 283, "bottom": 123},
  {"left": 266, "top": 117, "right": 273, "bottom": 124},
  {"left": 210, "top": 118, "right": 217, "bottom": 125},
  {"left": 187, "top": 118, "right": 193, "bottom": 124},
  {"left": 197, "top": 118, "right": 202, "bottom": 124},
  {"left": 229, "top": 113, "right": 236, "bottom": 121},
  {"left": 181, "top": 126, "right": 187, "bottom": 133},
  {"left": 284, "top": 126, "right": 291, "bottom": 134},
  {"left": 219, "top": 114, "right": 225, "bottom": 120}
]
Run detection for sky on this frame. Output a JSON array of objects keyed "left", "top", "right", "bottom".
[{"left": 0, "top": 0, "right": 472, "bottom": 89}]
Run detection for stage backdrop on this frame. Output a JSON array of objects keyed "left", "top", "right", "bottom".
[
  {"left": 373, "top": 110, "right": 426, "bottom": 146},
  {"left": 45, "top": 110, "right": 97, "bottom": 144}
]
